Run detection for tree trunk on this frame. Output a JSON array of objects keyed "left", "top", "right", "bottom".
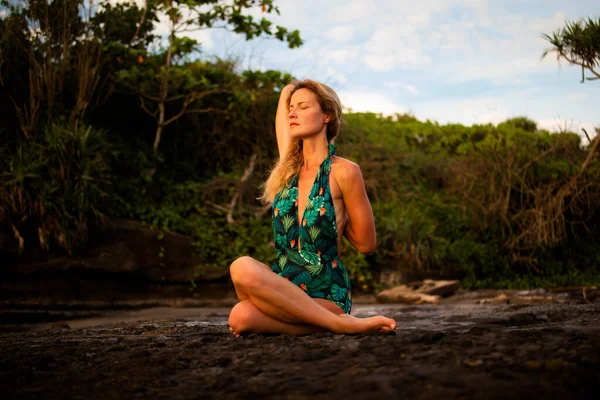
[{"left": 153, "top": 28, "right": 174, "bottom": 158}]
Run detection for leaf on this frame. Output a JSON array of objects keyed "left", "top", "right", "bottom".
[
  {"left": 275, "top": 233, "right": 287, "bottom": 248},
  {"left": 279, "top": 187, "right": 290, "bottom": 199},
  {"left": 330, "top": 284, "right": 348, "bottom": 302},
  {"left": 281, "top": 264, "right": 303, "bottom": 277},
  {"left": 305, "top": 263, "right": 323, "bottom": 276},
  {"left": 273, "top": 217, "right": 284, "bottom": 234},
  {"left": 300, "top": 249, "right": 321, "bottom": 265},
  {"left": 324, "top": 203, "right": 336, "bottom": 219},
  {"left": 287, "top": 225, "right": 299, "bottom": 244},
  {"left": 286, "top": 250, "right": 309, "bottom": 266},
  {"left": 310, "top": 272, "right": 331, "bottom": 291},
  {"left": 299, "top": 227, "right": 311, "bottom": 244},
  {"left": 278, "top": 255, "right": 288, "bottom": 270},
  {"left": 322, "top": 243, "right": 339, "bottom": 258},
  {"left": 301, "top": 242, "right": 316, "bottom": 253},
  {"left": 323, "top": 187, "right": 331, "bottom": 201},
  {"left": 292, "top": 271, "right": 312, "bottom": 286},
  {"left": 331, "top": 267, "right": 348, "bottom": 288},
  {"left": 281, "top": 215, "right": 295, "bottom": 232},
  {"left": 311, "top": 196, "right": 324, "bottom": 210},
  {"left": 305, "top": 197, "right": 314, "bottom": 210},
  {"left": 288, "top": 187, "right": 298, "bottom": 201},
  {"left": 274, "top": 198, "right": 294, "bottom": 216},
  {"left": 303, "top": 209, "right": 319, "bottom": 227},
  {"left": 308, "top": 226, "right": 321, "bottom": 243},
  {"left": 319, "top": 220, "right": 337, "bottom": 240}
]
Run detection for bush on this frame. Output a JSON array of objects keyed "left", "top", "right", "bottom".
[{"left": 0, "top": 123, "right": 113, "bottom": 254}]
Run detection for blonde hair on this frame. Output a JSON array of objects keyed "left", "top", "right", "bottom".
[{"left": 261, "top": 79, "right": 343, "bottom": 203}]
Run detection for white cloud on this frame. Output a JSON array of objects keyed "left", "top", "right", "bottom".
[
  {"left": 328, "top": 49, "right": 359, "bottom": 63},
  {"left": 362, "top": 25, "right": 432, "bottom": 71},
  {"left": 194, "top": 0, "right": 596, "bottom": 139},
  {"left": 567, "top": 93, "right": 588, "bottom": 101},
  {"left": 339, "top": 90, "right": 407, "bottom": 115},
  {"left": 404, "top": 84, "right": 420, "bottom": 95},
  {"left": 325, "top": 26, "right": 356, "bottom": 42},
  {"left": 325, "top": 67, "right": 347, "bottom": 85},
  {"left": 384, "top": 81, "right": 420, "bottom": 95}
]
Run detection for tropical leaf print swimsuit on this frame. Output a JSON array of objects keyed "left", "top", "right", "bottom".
[{"left": 271, "top": 144, "right": 352, "bottom": 313}]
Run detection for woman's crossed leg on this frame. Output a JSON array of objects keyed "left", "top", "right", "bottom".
[{"left": 227, "top": 256, "right": 396, "bottom": 336}]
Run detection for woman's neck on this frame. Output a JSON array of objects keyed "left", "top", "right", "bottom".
[{"left": 301, "top": 136, "right": 329, "bottom": 172}]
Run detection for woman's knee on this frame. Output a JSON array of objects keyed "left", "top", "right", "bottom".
[
  {"left": 229, "top": 256, "right": 265, "bottom": 289},
  {"left": 228, "top": 300, "right": 257, "bottom": 332}
]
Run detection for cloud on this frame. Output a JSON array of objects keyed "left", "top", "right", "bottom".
[
  {"left": 188, "top": 0, "right": 596, "bottom": 138},
  {"left": 404, "top": 85, "right": 420, "bottom": 95},
  {"left": 338, "top": 90, "right": 408, "bottom": 115},
  {"left": 567, "top": 93, "right": 588, "bottom": 101},
  {"left": 362, "top": 26, "right": 432, "bottom": 71},
  {"left": 384, "top": 81, "right": 420, "bottom": 95},
  {"left": 325, "top": 26, "right": 356, "bottom": 42},
  {"left": 325, "top": 67, "right": 347, "bottom": 85}
]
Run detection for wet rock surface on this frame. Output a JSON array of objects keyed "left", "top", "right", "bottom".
[{"left": 2, "top": 303, "right": 599, "bottom": 399}]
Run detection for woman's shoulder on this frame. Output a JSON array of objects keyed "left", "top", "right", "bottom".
[{"left": 330, "top": 156, "right": 364, "bottom": 187}]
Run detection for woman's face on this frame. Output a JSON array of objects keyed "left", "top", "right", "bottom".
[{"left": 288, "top": 88, "right": 328, "bottom": 139}]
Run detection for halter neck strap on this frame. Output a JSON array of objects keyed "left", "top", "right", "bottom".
[{"left": 328, "top": 143, "right": 337, "bottom": 158}]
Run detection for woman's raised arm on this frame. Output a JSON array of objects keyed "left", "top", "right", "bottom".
[{"left": 275, "top": 84, "right": 295, "bottom": 160}]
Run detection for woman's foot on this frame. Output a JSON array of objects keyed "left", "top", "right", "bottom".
[
  {"left": 229, "top": 326, "right": 243, "bottom": 338},
  {"left": 338, "top": 314, "right": 396, "bottom": 334}
]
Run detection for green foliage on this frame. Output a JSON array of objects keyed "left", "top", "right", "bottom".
[
  {"left": 1, "top": 1, "right": 599, "bottom": 294},
  {"left": 0, "top": 123, "right": 113, "bottom": 253},
  {"left": 542, "top": 17, "right": 600, "bottom": 82}
]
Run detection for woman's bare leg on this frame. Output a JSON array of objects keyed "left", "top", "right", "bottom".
[
  {"left": 228, "top": 299, "right": 335, "bottom": 336},
  {"left": 229, "top": 256, "right": 396, "bottom": 334}
]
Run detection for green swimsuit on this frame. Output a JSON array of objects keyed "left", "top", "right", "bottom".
[{"left": 271, "top": 144, "right": 352, "bottom": 314}]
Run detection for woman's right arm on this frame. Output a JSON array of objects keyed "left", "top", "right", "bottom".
[{"left": 275, "top": 84, "right": 295, "bottom": 160}]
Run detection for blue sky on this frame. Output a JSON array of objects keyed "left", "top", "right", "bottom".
[{"left": 170, "top": 1, "right": 600, "bottom": 135}]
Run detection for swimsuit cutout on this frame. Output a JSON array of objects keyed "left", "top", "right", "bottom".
[{"left": 271, "top": 144, "right": 352, "bottom": 313}]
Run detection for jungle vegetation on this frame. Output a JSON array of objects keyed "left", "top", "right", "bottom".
[{"left": 1, "top": 1, "right": 599, "bottom": 292}]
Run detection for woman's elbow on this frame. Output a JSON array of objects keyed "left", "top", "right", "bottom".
[{"left": 356, "top": 240, "right": 376, "bottom": 254}]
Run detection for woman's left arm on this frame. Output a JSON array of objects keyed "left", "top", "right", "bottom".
[{"left": 338, "top": 162, "right": 376, "bottom": 254}]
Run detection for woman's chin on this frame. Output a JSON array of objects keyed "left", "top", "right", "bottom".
[{"left": 290, "top": 131, "right": 323, "bottom": 140}]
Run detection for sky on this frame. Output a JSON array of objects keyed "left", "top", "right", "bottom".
[{"left": 158, "top": 1, "right": 600, "bottom": 135}]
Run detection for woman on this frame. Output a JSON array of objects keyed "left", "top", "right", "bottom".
[{"left": 228, "top": 80, "right": 396, "bottom": 336}]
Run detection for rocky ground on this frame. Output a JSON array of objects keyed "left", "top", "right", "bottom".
[{"left": 2, "top": 300, "right": 599, "bottom": 399}]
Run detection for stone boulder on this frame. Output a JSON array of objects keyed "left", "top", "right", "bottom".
[
  {"left": 409, "top": 279, "right": 461, "bottom": 297},
  {"left": 5, "top": 218, "right": 230, "bottom": 283},
  {"left": 376, "top": 279, "right": 461, "bottom": 305},
  {"left": 376, "top": 285, "right": 441, "bottom": 304}
]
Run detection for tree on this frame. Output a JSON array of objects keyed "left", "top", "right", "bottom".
[
  {"left": 542, "top": 17, "right": 600, "bottom": 83},
  {"left": 117, "top": 0, "right": 303, "bottom": 158}
]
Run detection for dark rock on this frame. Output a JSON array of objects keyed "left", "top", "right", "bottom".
[
  {"left": 5, "top": 218, "right": 229, "bottom": 283},
  {"left": 412, "top": 279, "right": 461, "bottom": 297}
]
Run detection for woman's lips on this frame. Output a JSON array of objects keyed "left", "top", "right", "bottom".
[{"left": 290, "top": 123, "right": 299, "bottom": 127}]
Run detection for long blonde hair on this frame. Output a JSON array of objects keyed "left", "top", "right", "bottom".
[{"left": 261, "top": 79, "right": 343, "bottom": 203}]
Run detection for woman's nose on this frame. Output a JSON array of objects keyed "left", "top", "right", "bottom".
[{"left": 288, "top": 108, "right": 297, "bottom": 118}]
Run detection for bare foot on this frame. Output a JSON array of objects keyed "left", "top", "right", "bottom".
[
  {"left": 338, "top": 314, "right": 396, "bottom": 334},
  {"left": 229, "top": 326, "right": 242, "bottom": 338}
]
